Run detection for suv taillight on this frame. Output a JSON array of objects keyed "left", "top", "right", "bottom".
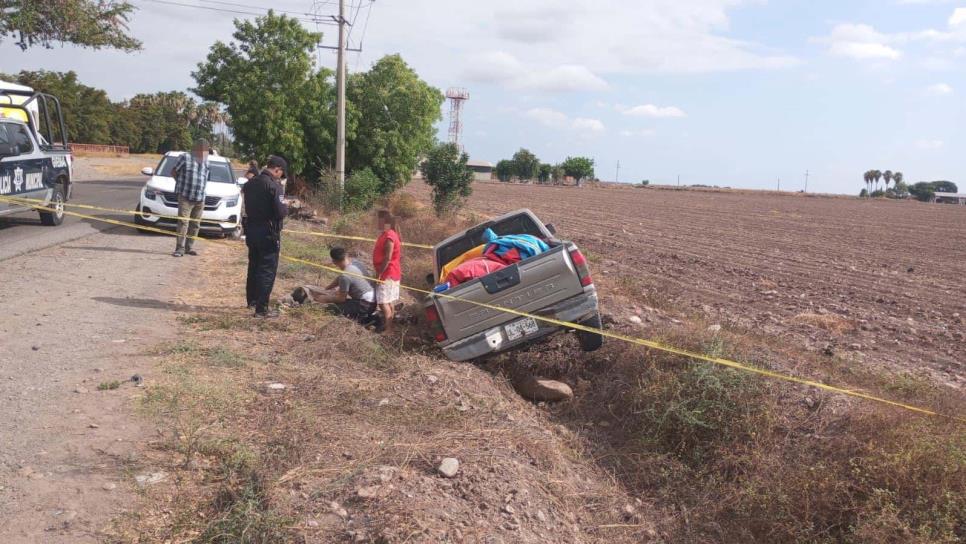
[
  {"left": 569, "top": 248, "right": 593, "bottom": 287},
  {"left": 425, "top": 306, "right": 447, "bottom": 342}
]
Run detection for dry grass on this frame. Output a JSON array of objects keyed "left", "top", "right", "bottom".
[
  {"left": 792, "top": 311, "right": 856, "bottom": 334},
  {"left": 114, "top": 194, "right": 965, "bottom": 544}
]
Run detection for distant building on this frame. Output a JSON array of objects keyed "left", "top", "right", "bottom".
[
  {"left": 933, "top": 192, "right": 966, "bottom": 205},
  {"left": 467, "top": 159, "right": 494, "bottom": 181}
]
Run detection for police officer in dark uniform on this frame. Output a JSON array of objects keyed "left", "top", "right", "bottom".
[{"left": 242, "top": 155, "right": 288, "bottom": 318}]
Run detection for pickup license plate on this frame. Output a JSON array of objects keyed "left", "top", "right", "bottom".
[{"left": 505, "top": 317, "right": 539, "bottom": 341}]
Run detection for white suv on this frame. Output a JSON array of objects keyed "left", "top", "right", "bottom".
[{"left": 134, "top": 151, "right": 245, "bottom": 236}]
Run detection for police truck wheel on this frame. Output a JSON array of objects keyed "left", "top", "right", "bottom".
[
  {"left": 39, "top": 185, "right": 65, "bottom": 226},
  {"left": 576, "top": 312, "right": 604, "bottom": 352}
]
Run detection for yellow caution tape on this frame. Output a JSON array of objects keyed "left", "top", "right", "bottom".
[
  {"left": 1, "top": 193, "right": 960, "bottom": 423},
  {"left": 1, "top": 195, "right": 434, "bottom": 249}
]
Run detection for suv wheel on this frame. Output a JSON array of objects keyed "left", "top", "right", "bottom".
[{"left": 39, "top": 185, "right": 65, "bottom": 226}]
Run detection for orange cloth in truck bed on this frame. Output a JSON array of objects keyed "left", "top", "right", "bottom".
[{"left": 439, "top": 244, "right": 484, "bottom": 280}]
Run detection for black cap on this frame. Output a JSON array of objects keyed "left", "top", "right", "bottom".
[{"left": 266, "top": 155, "right": 287, "bottom": 170}]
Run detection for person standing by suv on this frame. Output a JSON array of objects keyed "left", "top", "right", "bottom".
[
  {"left": 242, "top": 155, "right": 288, "bottom": 318},
  {"left": 171, "top": 139, "right": 209, "bottom": 257}
]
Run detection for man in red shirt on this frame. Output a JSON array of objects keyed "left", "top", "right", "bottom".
[{"left": 373, "top": 209, "right": 402, "bottom": 333}]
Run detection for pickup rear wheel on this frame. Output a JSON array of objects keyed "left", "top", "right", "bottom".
[
  {"left": 576, "top": 312, "right": 604, "bottom": 352},
  {"left": 39, "top": 185, "right": 65, "bottom": 226}
]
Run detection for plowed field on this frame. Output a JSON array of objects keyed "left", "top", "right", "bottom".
[{"left": 408, "top": 182, "right": 966, "bottom": 389}]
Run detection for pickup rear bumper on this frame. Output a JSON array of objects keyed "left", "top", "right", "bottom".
[{"left": 440, "top": 291, "right": 599, "bottom": 362}]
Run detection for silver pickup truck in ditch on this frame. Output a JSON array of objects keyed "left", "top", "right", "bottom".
[{"left": 423, "top": 209, "right": 603, "bottom": 362}]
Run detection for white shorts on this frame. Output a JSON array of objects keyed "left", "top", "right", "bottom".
[{"left": 376, "top": 279, "right": 400, "bottom": 304}]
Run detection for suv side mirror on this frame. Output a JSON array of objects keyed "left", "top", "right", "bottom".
[
  {"left": 141, "top": 167, "right": 154, "bottom": 175},
  {"left": 0, "top": 143, "right": 16, "bottom": 158},
  {"left": 544, "top": 223, "right": 557, "bottom": 235},
  {"left": 237, "top": 177, "right": 248, "bottom": 185}
]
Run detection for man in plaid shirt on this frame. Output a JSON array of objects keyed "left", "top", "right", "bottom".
[{"left": 171, "top": 139, "right": 210, "bottom": 257}]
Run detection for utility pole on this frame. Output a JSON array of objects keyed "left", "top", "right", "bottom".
[
  {"left": 335, "top": 0, "right": 347, "bottom": 206},
  {"left": 777, "top": 176, "right": 781, "bottom": 191},
  {"left": 615, "top": 160, "right": 620, "bottom": 183},
  {"left": 804, "top": 169, "right": 809, "bottom": 192}
]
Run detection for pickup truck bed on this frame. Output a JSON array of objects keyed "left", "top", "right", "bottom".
[{"left": 425, "top": 209, "right": 602, "bottom": 362}]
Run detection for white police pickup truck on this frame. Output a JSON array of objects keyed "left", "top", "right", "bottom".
[{"left": 0, "top": 88, "right": 72, "bottom": 226}]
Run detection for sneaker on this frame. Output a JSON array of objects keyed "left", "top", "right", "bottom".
[
  {"left": 186, "top": 249, "right": 199, "bottom": 256},
  {"left": 172, "top": 250, "right": 184, "bottom": 257},
  {"left": 254, "top": 309, "right": 280, "bottom": 319}
]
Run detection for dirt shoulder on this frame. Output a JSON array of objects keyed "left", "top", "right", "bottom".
[
  {"left": 0, "top": 228, "right": 197, "bottom": 542},
  {"left": 114, "top": 219, "right": 650, "bottom": 543}
]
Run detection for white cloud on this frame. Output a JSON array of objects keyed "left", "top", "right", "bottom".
[
  {"left": 619, "top": 128, "right": 657, "bottom": 137},
  {"left": 621, "top": 104, "right": 687, "bottom": 118},
  {"left": 925, "top": 82, "right": 954, "bottom": 95},
  {"left": 916, "top": 139, "right": 945, "bottom": 149},
  {"left": 813, "top": 24, "right": 901, "bottom": 60},
  {"left": 526, "top": 108, "right": 604, "bottom": 133},
  {"left": 465, "top": 51, "right": 608, "bottom": 92},
  {"left": 525, "top": 107, "right": 569, "bottom": 128},
  {"left": 950, "top": 7, "right": 966, "bottom": 26},
  {"left": 525, "top": 65, "right": 609, "bottom": 92},
  {"left": 572, "top": 117, "right": 605, "bottom": 132}
]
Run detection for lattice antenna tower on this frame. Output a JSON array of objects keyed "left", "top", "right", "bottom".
[{"left": 446, "top": 87, "right": 469, "bottom": 151}]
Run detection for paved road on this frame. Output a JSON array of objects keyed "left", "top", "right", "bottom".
[
  {"left": 0, "top": 178, "right": 144, "bottom": 261},
  {"left": 0, "top": 177, "right": 191, "bottom": 541}
]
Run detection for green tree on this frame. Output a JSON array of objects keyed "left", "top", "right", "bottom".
[
  {"left": 859, "top": 188, "right": 869, "bottom": 198},
  {"left": 883, "top": 170, "right": 893, "bottom": 193},
  {"left": 551, "top": 164, "right": 565, "bottom": 185},
  {"left": 193, "top": 12, "right": 327, "bottom": 177},
  {"left": 343, "top": 167, "right": 382, "bottom": 211},
  {"left": 908, "top": 182, "right": 935, "bottom": 202},
  {"left": 561, "top": 156, "right": 595, "bottom": 186},
  {"left": 347, "top": 54, "right": 443, "bottom": 195},
  {"left": 10, "top": 70, "right": 113, "bottom": 144},
  {"left": 495, "top": 159, "right": 513, "bottom": 182},
  {"left": 420, "top": 142, "right": 473, "bottom": 216},
  {"left": 537, "top": 163, "right": 552, "bottom": 184},
  {"left": 1, "top": 0, "right": 140, "bottom": 51},
  {"left": 510, "top": 148, "right": 540, "bottom": 181},
  {"left": 872, "top": 169, "right": 882, "bottom": 192},
  {"left": 888, "top": 180, "right": 909, "bottom": 199},
  {"left": 123, "top": 92, "right": 198, "bottom": 153}
]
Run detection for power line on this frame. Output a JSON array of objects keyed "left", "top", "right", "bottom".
[
  {"left": 202, "top": 0, "right": 325, "bottom": 19},
  {"left": 137, "top": 0, "right": 337, "bottom": 23},
  {"left": 352, "top": 0, "right": 374, "bottom": 69}
]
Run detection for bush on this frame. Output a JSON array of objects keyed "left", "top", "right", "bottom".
[
  {"left": 420, "top": 142, "right": 473, "bottom": 216},
  {"left": 389, "top": 192, "right": 420, "bottom": 219},
  {"left": 344, "top": 167, "right": 381, "bottom": 212}
]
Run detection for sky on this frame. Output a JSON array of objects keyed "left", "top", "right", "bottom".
[{"left": 3, "top": 0, "right": 965, "bottom": 194}]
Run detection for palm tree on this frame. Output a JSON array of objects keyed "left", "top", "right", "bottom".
[
  {"left": 872, "top": 170, "right": 882, "bottom": 192},
  {"left": 883, "top": 170, "right": 893, "bottom": 193},
  {"left": 893, "top": 171, "right": 903, "bottom": 186},
  {"left": 863, "top": 171, "right": 870, "bottom": 195}
]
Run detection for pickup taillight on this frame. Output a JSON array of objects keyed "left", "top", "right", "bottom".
[
  {"left": 569, "top": 248, "right": 593, "bottom": 287},
  {"left": 425, "top": 306, "right": 447, "bottom": 342}
]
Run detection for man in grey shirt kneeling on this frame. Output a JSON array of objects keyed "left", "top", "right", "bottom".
[{"left": 295, "top": 247, "right": 376, "bottom": 322}]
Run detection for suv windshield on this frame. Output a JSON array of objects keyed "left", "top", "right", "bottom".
[{"left": 155, "top": 155, "right": 234, "bottom": 183}]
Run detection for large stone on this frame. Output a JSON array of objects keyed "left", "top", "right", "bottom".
[
  {"left": 514, "top": 377, "right": 574, "bottom": 402},
  {"left": 437, "top": 457, "right": 460, "bottom": 478}
]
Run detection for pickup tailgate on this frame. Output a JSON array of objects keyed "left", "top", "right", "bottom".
[{"left": 434, "top": 245, "right": 583, "bottom": 341}]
